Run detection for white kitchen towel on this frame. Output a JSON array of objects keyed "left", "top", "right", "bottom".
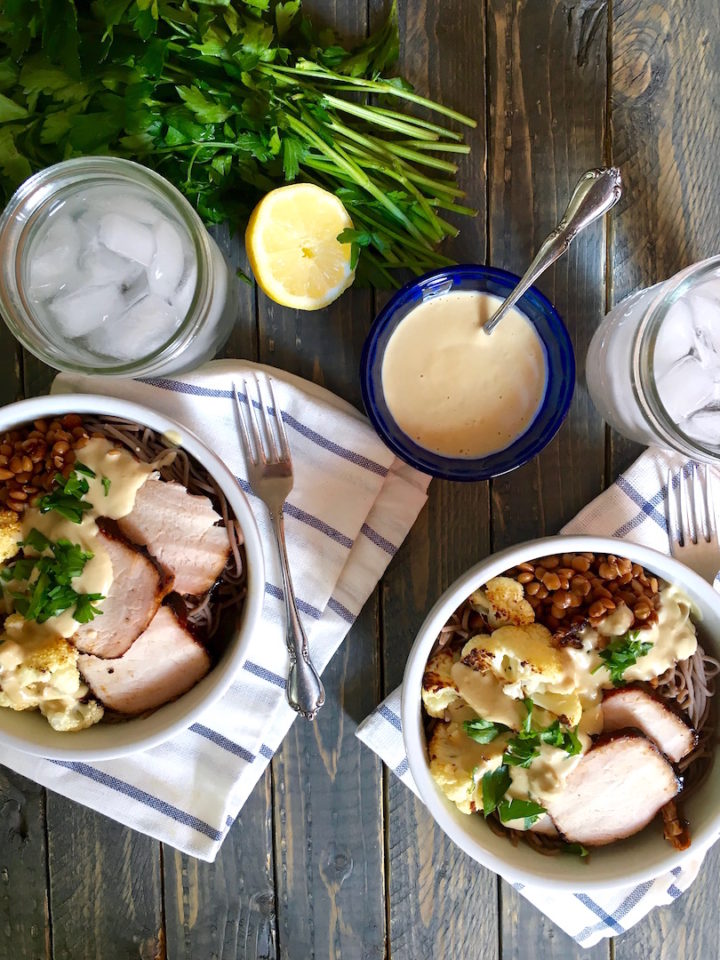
[
  {"left": 357, "top": 446, "right": 715, "bottom": 946},
  {"left": 0, "top": 359, "right": 429, "bottom": 861}
]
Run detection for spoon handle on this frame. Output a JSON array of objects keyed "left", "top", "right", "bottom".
[{"left": 483, "top": 167, "right": 622, "bottom": 335}]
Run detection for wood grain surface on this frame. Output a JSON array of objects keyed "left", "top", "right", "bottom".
[{"left": 0, "top": 0, "right": 718, "bottom": 957}]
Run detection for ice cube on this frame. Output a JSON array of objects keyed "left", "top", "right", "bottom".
[
  {"left": 98, "top": 213, "right": 156, "bottom": 266},
  {"left": 687, "top": 290, "right": 720, "bottom": 374},
  {"left": 87, "top": 294, "right": 180, "bottom": 361},
  {"left": 28, "top": 215, "right": 82, "bottom": 297},
  {"left": 171, "top": 262, "right": 198, "bottom": 318},
  {"left": 680, "top": 406, "right": 720, "bottom": 446},
  {"left": 656, "top": 354, "right": 715, "bottom": 420},
  {"left": 148, "top": 220, "right": 185, "bottom": 299},
  {"left": 48, "top": 284, "right": 125, "bottom": 339},
  {"left": 80, "top": 243, "right": 144, "bottom": 288},
  {"left": 653, "top": 300, "right": 695, "bottom": 380}
]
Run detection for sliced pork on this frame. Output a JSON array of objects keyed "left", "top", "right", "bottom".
[
  {"left": 79, "top": 606, "right": 211, "bottom": 714},
  {"left": 546, "top": 731, "right": 680, "bottom": 846},
  {"left": 118, "top": 479, "right": 231, "bottom": 596},
  {"left": 74, "top": 530, "right": 171, "bottom": 658},
  {"left": 602, "top": 685, "right": 698, "bottom": 763}
]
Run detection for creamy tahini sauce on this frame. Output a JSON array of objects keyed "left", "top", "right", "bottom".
[{"left": 381, "top": 291, "right": 547, "bottom": 458}]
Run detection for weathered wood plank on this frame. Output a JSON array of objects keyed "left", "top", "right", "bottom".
[
  {"left": 608, "top": 0, "right": 720, "bottom": 475},
  {"left": 0, "top": 768, "right": 49, "bottom": 960},
  {"left": 163, "top": 773, "right": 276, "bottom": 960},
  {"left": 0, "top": 322, "right": 50, "bottom": 960},
  {"left": 272, "top": 603, "right": 385, "bottom": 960},
  {"left": 608, "top": 0, "right": 720, "bottom": 950},
  {"left": 486, "top": 1, "right": 609, "bottom": 957},
  {"left": 374, "top": 0, "right": 494, "bottom": 956},
  {"left": 46, "top": 796, "right": 163, "bottom": 960},
  {"left": 247, "top": 0, "right": 389, "bottom": 954}
]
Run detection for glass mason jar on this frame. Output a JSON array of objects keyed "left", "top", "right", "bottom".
[
  {"left": 0, "top": 157, "right": 238, "bottom": 377},
  {"left": 586, "top": 256, "right": 720, "bottom": 462}
]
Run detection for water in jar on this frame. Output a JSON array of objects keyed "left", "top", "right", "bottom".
[
  {"left": 25, "top": 184, "right": 197, "bottom": 363},
  {"left": 652, "top": 275, "right": 720, "bottom": 444}
]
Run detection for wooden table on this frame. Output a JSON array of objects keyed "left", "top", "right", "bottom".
[{"left": 2, "top": 0, "right": 719, "bottom": 957}]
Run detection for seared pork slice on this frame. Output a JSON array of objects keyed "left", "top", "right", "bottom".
[
  {"left": 602, "top": 685, "right": 697, "bottom": 763},
  {"left": 79, "top": 606, "right": 211, "bottom": 714},
  {"left": 529, "top": 815, "right": 560, "bottom": 837},
  {"left": 546, "top": 731, "right": 680, "bottom": 846},
  {"left": 74, "top": 530, "right": 170, "bottom": 658},
  {"left": 118, "top": 479, "right": 231, "bottom": 596}
]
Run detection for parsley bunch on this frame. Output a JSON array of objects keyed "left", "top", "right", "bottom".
[
  {"left": 0, "top": 0, "right": 476, "bottom": 286},
  {"left": 1, "top": 527, "right": 104, "bottom": 624}
]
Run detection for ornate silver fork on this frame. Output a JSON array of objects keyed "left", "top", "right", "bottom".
[
  {"left": 232, "top": 374, "right": 325, "bottom": 720},
  {"left": 667, "top": 463, "right": 720, "bottom": 586}
]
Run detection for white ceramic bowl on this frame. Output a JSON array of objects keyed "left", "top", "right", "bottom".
[
  {"left": 402, "top": 535, "right": 720, "bottom": 892},
  {"left": 0, "top": 394, "right": 264, "bottom": 760}
]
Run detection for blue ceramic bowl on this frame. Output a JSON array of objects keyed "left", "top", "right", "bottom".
[{"left": 360, "top": 265, "right": 575, "bottom": 481}]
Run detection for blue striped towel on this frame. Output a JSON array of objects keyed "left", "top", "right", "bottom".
[
  {"left": 0, "top": 360, "right": 429, "bottom": 860},
  {"left": 357, "top": 446, "right": 716, "bottom": 945}
]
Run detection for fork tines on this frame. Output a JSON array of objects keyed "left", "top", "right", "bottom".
[
  {"left": 232, "top": 374, "right": 291, "bottom": 466},
  {"left": 667, "top": 462, "right": 716, "bottom": 547}
]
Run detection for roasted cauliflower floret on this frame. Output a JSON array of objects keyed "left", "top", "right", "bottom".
[
  {"left": 461, "top": 623, "right": 574, "bottom": 700},
  {"left": 0, "top": 510, "right": 22, "bottom": 564},
  {"left": 0, "top": 629, "right": 103, "bottom": 730},
  {"left": 422, "top": 646, "right": 461, "bottom": 717},
  {"left": 41, "top": 698, "right": 104, "bottom": 732},
  {"left": 470, "top": 576, "right": 535, "bottom": 628},
  {"left": 428, "top": 720, "right": 508, "bottom": 814}
]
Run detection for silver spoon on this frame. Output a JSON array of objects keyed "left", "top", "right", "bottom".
[{"left": 483, "top": 167, "right": 622, "bottom": 335}]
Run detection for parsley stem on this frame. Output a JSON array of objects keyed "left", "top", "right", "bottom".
[{"left": 264, "top": 63, "right": 477, "bottom": 128}]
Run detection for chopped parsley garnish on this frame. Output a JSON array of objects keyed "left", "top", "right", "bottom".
[
  {"left": 37, "top": 464, "right": 96, "bottom": 523},
  {"left": 466, "top": 699, "right": 582, "bottom": 766},
  {"left": 503, "top": 737, "right": 540, "bottom": 768},
  {"left": 464, "top": 717, "right": 511, "bottom": 744},
  {"left": 539, "top": 720, "right": 583, "bottom": 755},
  {"left": 591, "top": 630, "right": 653, "bottom": 686},
  {"left": 102, "top": 476, "right": 111, "bottom": 496},
  {"left": 481, "top": 765, "right": 511, "bottom": 817},
  {"left": 1, "top": 528, "right": 104, "bottom": 624},
  {"left": 497, "top": 798, "right": 546, "bottom": 825}
]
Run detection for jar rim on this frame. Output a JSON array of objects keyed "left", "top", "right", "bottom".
[
  {"left": 0, "top": 157, "right": 215, "bottom": 377},
  {"left": 632, "top": 255, "right": 720, "bottom": 461}
]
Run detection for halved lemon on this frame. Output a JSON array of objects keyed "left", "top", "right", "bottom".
[{"left": 245, "top": 183, "right": 356, "bottom": 310}]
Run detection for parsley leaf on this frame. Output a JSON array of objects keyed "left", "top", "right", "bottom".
[
  {"left": 502, "top": 737, "right": 540, "bottom": 768},
  {"left": 102, "top": 476, "right": 111, "bottom": 496},
  {"left": 481, "top": 765, "right": 511, "bottom": 817},
  {"left": 564, "top": 842, "right": 590, "bottom": 858},
  {"left": 592, "top": 630, "right": 653, "bottom": 686},
  {"left": 37, "top": 465, "right": 95, "bottom": 523},
  {"left": 497, "top": 798, "right": 546, "bottom": 825},
  {"left": 463, "top": 717, "right": 511, "bottom": 744},
  {"left": 3, "top": 530, "right": 105, "bottom": 624}
]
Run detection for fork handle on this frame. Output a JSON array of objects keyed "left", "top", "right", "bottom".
[{"left": 270, "top": 511, "right": 326, "bottom": 720}]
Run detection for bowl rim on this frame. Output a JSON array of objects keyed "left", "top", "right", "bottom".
[
  {"left": 401, "top": 534, "right": 720, "bottom": 892},
  {"left": 360, "top": 264, "right": 576, "bottom": 481},
  {"left": 0, "top": 393, "right": 265, "bottom": 760}
]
